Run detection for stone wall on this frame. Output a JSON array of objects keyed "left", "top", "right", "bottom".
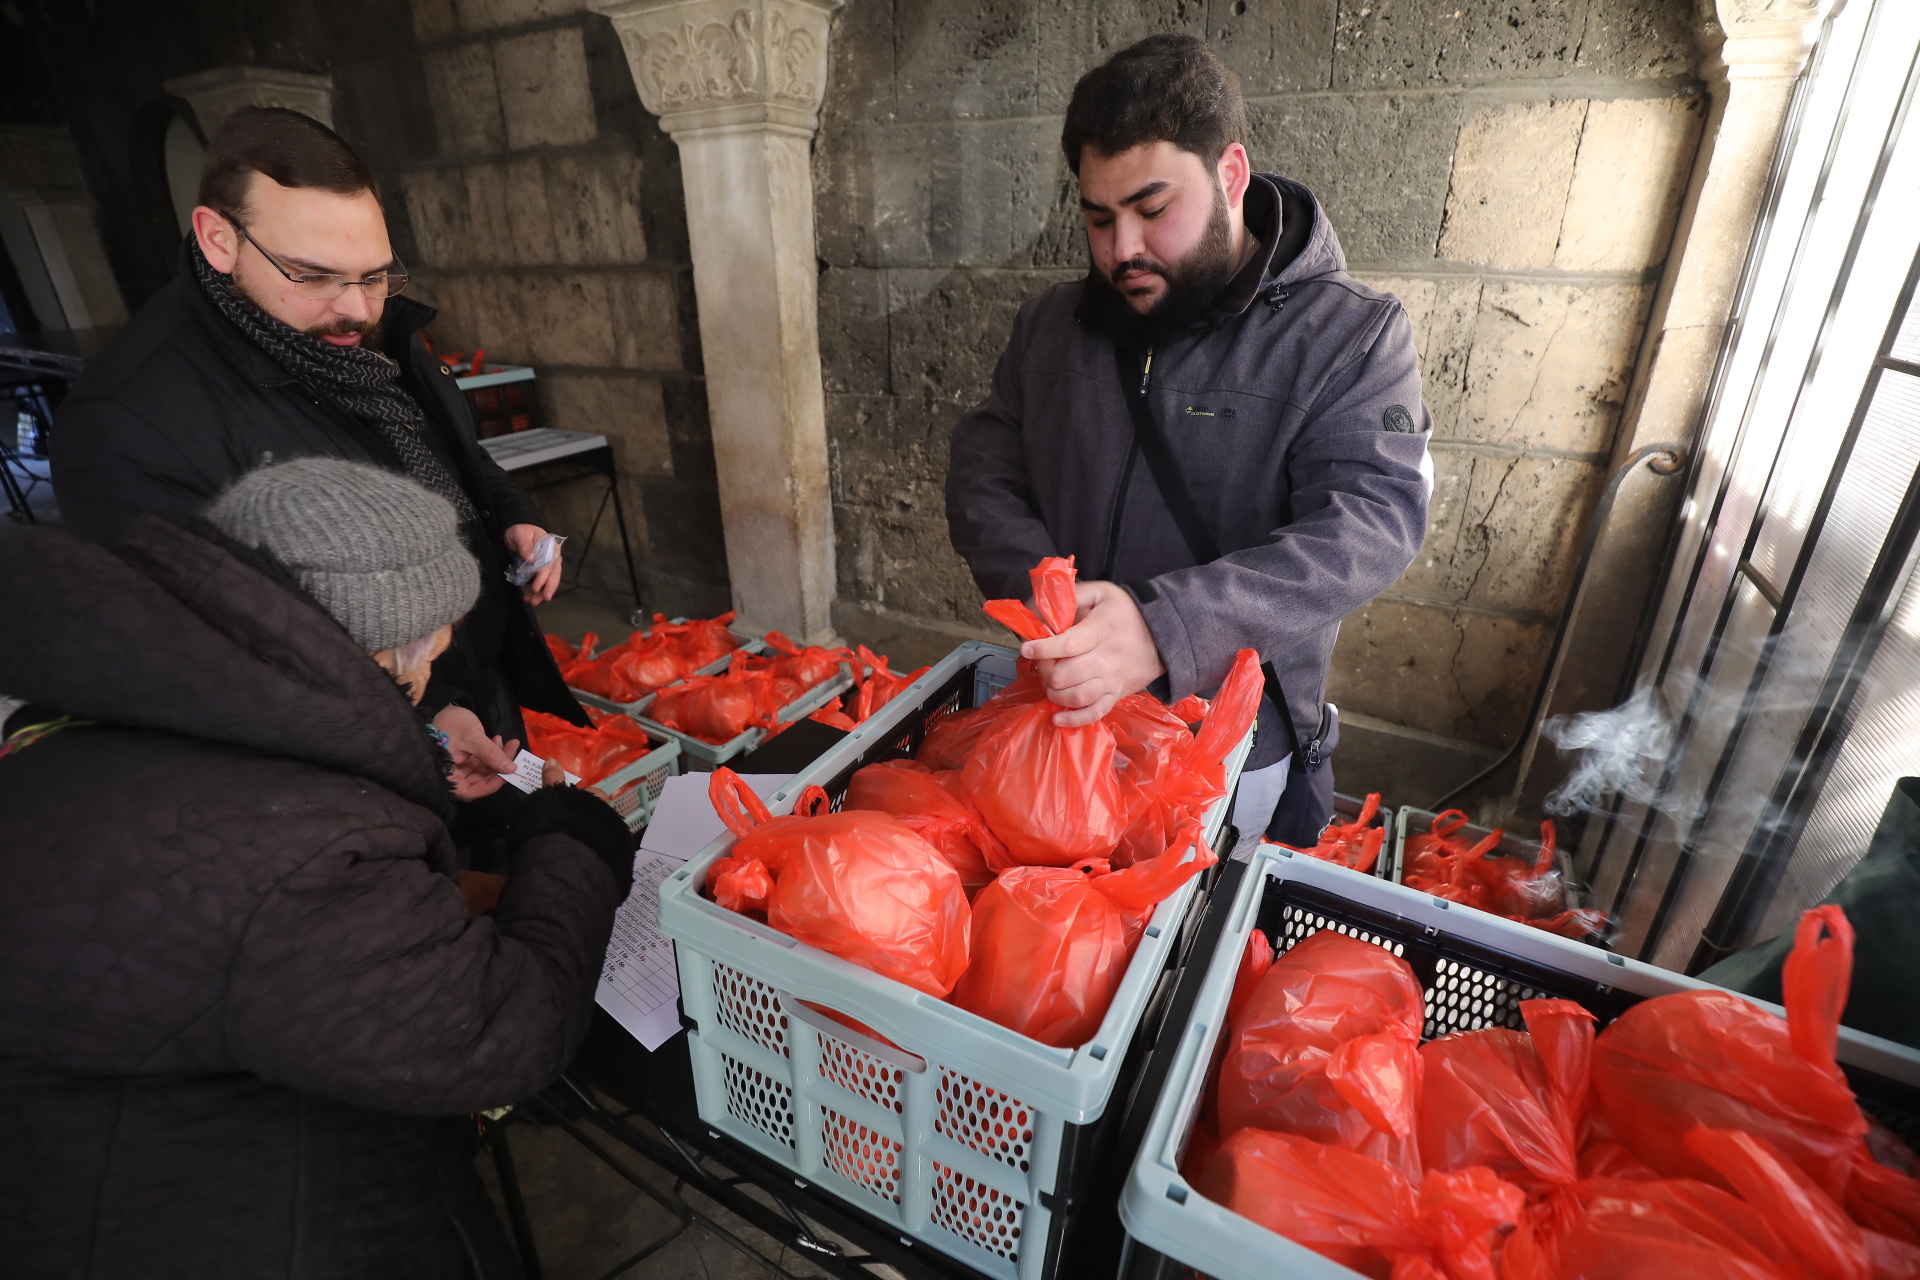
[
  {"left": 813, "top": 0, "right": 1706, "bottom": 754},
  {"left": 386, "top": 0, "right": 726, "bottom": 615}
]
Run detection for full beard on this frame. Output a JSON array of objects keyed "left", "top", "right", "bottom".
[{"left": 1105, "top": 185, "right": 1238, "bottom": 338}]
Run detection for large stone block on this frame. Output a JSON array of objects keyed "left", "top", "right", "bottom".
[
  {"left": 544, "top": 151, "right": 648, "bottom": 264},
  {"left": 1328, "top": 596, "right": 1550, "bottom": 746},
  {"left": 1031, "top": 3, "right": 1209, "bottom": 115},
  {"left": 1353, "top": 275, "right": 1441, "bottom": 362},
  {"left": 1438, "top": 100, "right": 1586, "bottom": 270},
  {"left": 412, "top": 0, "right": 459, "bottom": 42},
  {"left": 1575, "top": 0, "right": 1698, "bottom": 81},
  {"left": 852, "top": 116, "right": 1072, "bottom": 270},
  {"left": 452, "top": 0, "right": 588, "bottom": 34},
  {"left": 494, "top": 26, "right": 597, "bottom": 150},
  {"left": 834, "top": 501, "right": 986, "bottom": 626},
  {"left": 661, "top": 377, "right": 718, "bottom": 486},
  {"left": 637, "top": 474, "right": 729, "bottom": 584},
  {"left": 607, "top": 271, "right": 686, "bottom": 370},
  {"left": 403, "top": 152, "right": 649, "bottom": 269},
  {"left": 1209, "top": 0, "right": 1341, "bottom": 95},
  {"left": 1247, "top": 93, "right": 1462, "bottom": 265},
  {"left": 828, "top": 391, "right": 952, "bottom": 512},
  {"left": 1457, "top": 280, "right": 1652, "bottom": 453},
  {"left": 1418, "top": 276, "right": 1485, "bottom": 438},
  {"left": 1555, "top": 94, "right": 1706, "bottom": 272},
  {"left": 1397, "top": 447, "right": 1603, "bottom": 616},
  {"left": 890, "top": 0, "right": 1046, "bottom": 122},
  {"left": 423, "top": 44, "right": 507, "bottom": 157},
  {"left": 1334, "top": 0, "right": 1589, "bottom": 89},
  {"left": 512, "top": 272, "right": 616, "bottom": 366},
  {"left": 817, "top": 267, "right": 890, "bottom": 395},
  {"left": 541, "top": 372, "right": 673, "bottom": 474},
  {"left": 886, "top": 267, "right": 1075, "bottom": 404},
  {"left": 820, "top": 0, "right": 900, "bottom": 128}
]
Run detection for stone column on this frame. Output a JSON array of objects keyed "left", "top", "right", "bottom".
[
  {"left": 162, "top": 66, "right": 336, "bottom": 139},
  {"left": 1514, "top": 0, "right": 1836, "bottom": 812},
  {"left": 592, "top": 0, "right": 840, "bottom": 643},
  {"left": 0, "top": 124, "right": 128, "bottom": 332}
]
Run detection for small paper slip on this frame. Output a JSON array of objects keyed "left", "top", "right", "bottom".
[
  {"left": 639, "top": 771, "right": 792, "bottom": 860},
  {"left": 595, "top": 852, "right": 686, "bottom": 1051},
  {"left": 596, "top": 772, "right": 793, "bottom": 1050},
  {"left": 497, "top": 749, "right": 579, "bottom": 794}
]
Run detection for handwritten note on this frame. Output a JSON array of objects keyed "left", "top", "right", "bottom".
[{"left": 595, "top": 852, "right": 685, "bottom": 1050}]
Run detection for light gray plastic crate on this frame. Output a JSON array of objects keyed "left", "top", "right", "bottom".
[
  {"left": 593, "top": 738, "right": 681, "bottom": 833},
  {"left": 654, "top": 641, "right": 1253, "bottom": 1280},
  {"left": 1118, "top": 847, "right": 1920, "bottom": 1280},
  {"left": 566, "top": 620, "right": 771, "bottom": 716}
]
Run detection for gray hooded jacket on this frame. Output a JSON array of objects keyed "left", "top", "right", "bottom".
[{"left": 947, "top": 173, "right": 1432, "bottom": 770}]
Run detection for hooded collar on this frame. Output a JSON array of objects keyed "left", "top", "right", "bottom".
[
  {"left": 1073, "top": 172, "right": 1346, "bottom": 340},
  {"left": 0, "top": 512, "right": 451, "bottom": 813}
]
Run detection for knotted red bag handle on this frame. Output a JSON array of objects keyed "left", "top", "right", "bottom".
[
  {"left": 793, "top": 785, "right": 832, "bottom": 817},
  {"left": 710, "top": 766, "right": 773, "bottom": 837},
  {"left": 1783, "top": 905, "right": 1854, "bottom": 1079}
]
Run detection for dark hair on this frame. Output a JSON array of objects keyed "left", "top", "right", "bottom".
[
  {"left": 197, "top": 106, "right": 377, "bottom": 220},
  {"left": 1060, "top": 35, "right": 1248, "bottom": 176}
]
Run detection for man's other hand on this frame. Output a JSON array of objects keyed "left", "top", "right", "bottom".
[
  {"left": 504, "top": 523, "right": 563, "bottom": 605},
  {"left": 436, "top": 705, "right": 520, "bottom": 800},
  {"left": 1019, "top": 580, "right": 1166, "bottom": 727}
]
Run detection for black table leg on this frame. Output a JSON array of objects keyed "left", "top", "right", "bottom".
[{"left": 484, "top": 1116, "right": 545, "bottom": 1280}]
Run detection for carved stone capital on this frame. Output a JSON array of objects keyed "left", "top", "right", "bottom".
[
  {"left": 590, "top": 0, "right": 841, "bottom": 138},
  {"left": 1700, "top": 0, "right": 1837, "bottom": 83},
  {"left": 163, "top": 65, "right": 335, "bottom": 140}
]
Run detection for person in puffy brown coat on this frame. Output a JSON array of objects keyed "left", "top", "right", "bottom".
[{"left": 0, "top": 459, "right": 634, "bottom": 1279}]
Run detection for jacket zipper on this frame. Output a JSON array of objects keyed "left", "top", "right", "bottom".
[{"left": 1101, "top": 345, "right": 1153, "bottom": 580}]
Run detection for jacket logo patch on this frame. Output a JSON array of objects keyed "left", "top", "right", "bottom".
[
  {"left": 1383, "top": 404, "right": 1416, "bottom": 433},
  {"left": 1184, "top": 406, "right": 1236, "bottom": 418}
]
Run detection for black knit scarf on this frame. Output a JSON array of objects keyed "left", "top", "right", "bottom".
[{"left": 190, "top": 236, "right": 476, "bottom": 524}]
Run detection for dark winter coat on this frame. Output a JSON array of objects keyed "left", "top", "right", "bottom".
[
  {"left": 947, "top": 174, "right": 1431, "bottom": 768},
  {"left": 48, "top": 245, "right": 585, "bottom": 727},
  {"left": 0, "top": 515, "right": 623, "bottom": 1279}
]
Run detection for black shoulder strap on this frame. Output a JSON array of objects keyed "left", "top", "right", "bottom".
[{"left": 1112, "top": 342, "right": 1301, "bottom": 759}]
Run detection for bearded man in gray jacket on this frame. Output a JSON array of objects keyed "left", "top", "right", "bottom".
[{"left": 946, "top": 34, "right": 1432, "bottom": 846}]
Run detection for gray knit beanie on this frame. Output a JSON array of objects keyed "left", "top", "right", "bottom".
[{"left": 206, "top": 458, "right": 480, "bottom": 651}]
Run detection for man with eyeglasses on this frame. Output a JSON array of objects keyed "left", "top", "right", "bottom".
[{"left": 51, "top": 106, "right": 591, "bottom": 799}]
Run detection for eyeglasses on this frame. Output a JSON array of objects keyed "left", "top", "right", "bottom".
[{"left": 230, "top": 221, "right": 410, "bottom": 300}]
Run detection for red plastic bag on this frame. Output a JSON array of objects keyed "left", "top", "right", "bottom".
[
  {"left": 1592, "top": 906, "right": 1916, "bottom": 1221},
  {"left": 702, "top": 769, "right": 970, "bottom": 997},
  {"left": 1217, "top": 928, "right": 1427, "bottom": 1176},
  {"left": 648, "top": 667, "right": 805, "bottom": 744},
  {"left": 732, "top": 629, "right": 848, "bottom": 691},
  {"left": 1686, "top": 1125, "right": 1870, "bottom": 1280},
  {"left": 1507, "top": 1176, "right": 1812, "bottom": 1280},
  {"left": 522, "top": 706, "right": 655, "bottom": 786},
  {"left": 1191, "top": 1127, "right": 1523, "bottom": 1280},
  {"left": 841, "top": 759, "right": 1005, "bottom": 895},
  {"left": 1285, "top": 792, "right": 1387, "bottom": 872},
  {"left": 1419, "top": 999, "right": 1595, "bottom": 1192},
  {"left": 961, "top": 695, "right": 1129, "bottom": 866},
  {"left": 848, "top": 645, "right": 930, "bottom": 724},
  {"left": 948, "top": 818, "right": 1216, "bottom": 1047},
  {"left": 545, "top": 633, "right": 577, "bottom": 664},
  {"left": 916, "top": 671, "right": 1048, "bottom": 770},
  {"left": 1226, "top": 928, "right": 1274, "bottom": 1029}
]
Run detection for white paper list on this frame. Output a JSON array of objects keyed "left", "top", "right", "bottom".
[{"left": 595, "top": 851, "right": 685, "bottom": 1051}]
